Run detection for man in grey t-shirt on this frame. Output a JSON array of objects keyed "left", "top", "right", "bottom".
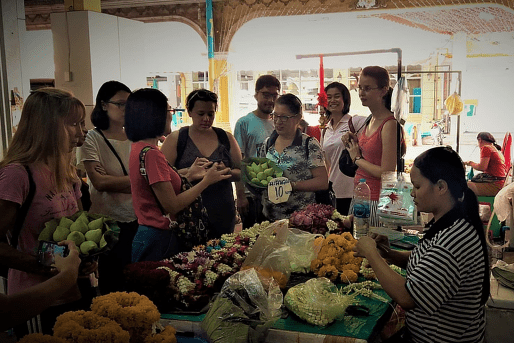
[{"left": 234, "top": 75, "right": 280, "bottom": 228}]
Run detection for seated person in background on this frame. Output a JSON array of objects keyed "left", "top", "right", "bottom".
[
  {"left": 465, "top": 132, "right": 508, "bottom": 196},
  {"left": 0, "top": 241, "right": 80, "bottom": 332},
  {"left": 260, "top": 94, "right": 328, "bottom": 221}
]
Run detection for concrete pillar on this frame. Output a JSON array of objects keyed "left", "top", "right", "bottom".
[
  {"left": 451, "top": 32, "right": 467, "bottom": 152},
  {"left": 213, "top": 52, "right": 230, "bottom": 131}
]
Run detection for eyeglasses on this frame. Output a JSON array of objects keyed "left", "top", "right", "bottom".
[
  {"left": 357, "top": 86, "right": 381, "bottom": 93},
  {"left": 273, "top": 113, "right": 298, "bottom": 123},
  {"left": 258, "top": 91, "right": 279, "bottom": 100},
  {"left": 187, "top": 90, "right": 218, "bottom": 109},
  {"left": 107, "top": 101, "right": 126, "bottom": 109}
]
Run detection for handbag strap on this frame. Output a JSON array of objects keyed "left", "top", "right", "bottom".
[
  {"left": 95, "top": 128, "right": 128, "bottom": 176},
  {"left": 139, "top": 146, "right": 167, "bottom": 215},
  {"left": 10, "top": 166, "right": 36, "bottom": 248}
]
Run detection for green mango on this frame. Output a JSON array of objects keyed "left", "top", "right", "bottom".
[
  {"left": 252, "top": 165, "right": 261, "bottom": 173},
  {"left": 70, "top": 219, "right": 89, "bottom": 234},
  {"left": 88, "top": 217, "right": 104, "bottom": 231},
  {"left": 260, "top": 162, "right": 268, "bottom": 170},
  {"left": 80, "top": 241, "right": 98, "bottom": 255},
  {"left": 257, "top": 172, "right": 266, "bottom": 181},
  {"left": 251, "top": 162, "right": 258, "bottom": 170},
  {"left": 251, "top": 177, "right": 260, "bottom": 184},
  {"left": 67, "top": 231, "right": 85, "bottom": 247},
  {"left": 276, "top": 171, "right": 283, "bottom": 178},
  {"left": 53, "top": 226, "right": 70, "bottom": 242},
  {"left": 260, "top": 180, "right": 269, "bottom": 186},
  {"left": 99, "top": 234, "right": 108, "bottom": 249},
  {"left": 264, "top": 168, "right": 274, "bottom": 177},
  {"left": 249, "top": 171, "right": 257, "bottom": 179},
  {"left": 76, "top": 212, "right": 89, "bottom": 225},
  {"left": 39, "top": 221, "right": 58, "bottom": 241},
  {"left": 267, "top": 176, "right": 273, "bottom": 182},
  {"left": 85, "top": 228, "right": 102, "bottom": 244},
  {"left": 59, "top": 217, "right": 74, "bottom": 229}
]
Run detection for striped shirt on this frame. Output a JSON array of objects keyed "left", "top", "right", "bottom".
[{"left": 405, "top": 208, "right": 486, "bottom": 343}]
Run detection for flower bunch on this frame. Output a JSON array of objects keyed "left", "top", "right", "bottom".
[
  {"left": 91, "top": 292, "right": 160, "bottom": 343},
  {"left": 53, "top": 310, "right": 130, "bottom": 343},
  {"left": 310, "top": 233, "right": 363, "bottom": 283},
  {"left": 289, "top": 204, "right": 351, "bottom": 235}
]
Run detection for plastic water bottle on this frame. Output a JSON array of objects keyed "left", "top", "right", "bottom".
[{"left": 353, "top": 179, "right": 371, "bottom": 239}]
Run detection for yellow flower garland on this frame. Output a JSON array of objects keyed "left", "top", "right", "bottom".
[
  {"left": 91, "top": 292, "right": 161, "bottom": 343},
  {"left": 53, "top": 310, "right": 130, "bottom": 343}
]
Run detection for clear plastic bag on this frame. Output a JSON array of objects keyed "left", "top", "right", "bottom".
[
  {"left": 378, "top": 172, "right": 417, "bottom": 226},
  {"left": 201, "top": 268, "right": 283, "bottom": 343},
  {"left": 286, "top": 229, "right": 322, "bottom": 273},
  {"left": 241, "top": 219, "right": 291, "bottom": 289},
  {"left": 284, "top": 277, "right": 356, "bottom": 327}
]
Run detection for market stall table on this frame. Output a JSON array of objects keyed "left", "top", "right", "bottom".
[{"left": 161, "top": 285, "right": 394, "bottom": 343}]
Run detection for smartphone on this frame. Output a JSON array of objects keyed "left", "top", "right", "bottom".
[
  {"left": 390, "top": 241, "right": 417, "bottom": 250},
  {"left": 37, "top": 241, "right": 70, "bottom": 267}
]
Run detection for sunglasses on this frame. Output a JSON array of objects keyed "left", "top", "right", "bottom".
[{"left": 187, "top": 90, "right": 218, "bottom": 109}]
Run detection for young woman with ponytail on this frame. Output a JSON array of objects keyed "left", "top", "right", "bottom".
[
  {"left": 341, "top": 66, "right": 405, "bottom": 226},
  {"left": 354, "top": 146, "right": 489, "bottom": 343}
]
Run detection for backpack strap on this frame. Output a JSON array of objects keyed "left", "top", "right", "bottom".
[
  {"left": 304, "top": 136, "right": 313, "bottom": 160},
  {"left": 175, "top": 126, "right": 189, "bottom": 167},
  {"left": 94, "top": 128, "right": 128, "bottom": 176},
  {"left": 265, "top": 131, "right": 279, "bottom": 154},
  {"left": 139, "top": 146, "right": 167, "bottom": 215},
  {"left": 10, "top": 166, "right": 36, "bottom": 248},
  {"left": 212, "top": 127, "right": 231, "bottom": 152}
]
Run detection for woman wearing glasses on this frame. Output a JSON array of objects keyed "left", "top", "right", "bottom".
[
  {"left": 78, "top": 80, "right": 137, "bottom": 294},
  {"left": 342, "top": 66, "right": 405, "bottom": 226},
  {"left": 260, "top": 94, "right": 328, "bottom": 221},
  {"left": 161, "top": 89, "right": 242, "bottom": 238}
]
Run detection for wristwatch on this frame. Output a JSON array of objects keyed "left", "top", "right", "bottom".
[{"left": 354, "top": 156, "right": 363, "bottom": 163}]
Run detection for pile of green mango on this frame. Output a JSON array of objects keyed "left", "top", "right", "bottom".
[
  {"left": 39, "top": 212, "right": 110, "bottom": 255},
  {"left": 246, "top": 161, "right": 283, "bottom": 187}
]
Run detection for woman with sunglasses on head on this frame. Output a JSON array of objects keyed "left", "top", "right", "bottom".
[
  {"left": 259, "top": 94, "right": 328, "bottom": 221},
  {"left": 0, "top": 88, "right": 97, "bottom": 337},
  {"left": 341, "top": 66, "right": 405, "bottom": 226},
  {"left": 126, "top": 89, "right": 231, "bottom": 262},
  {"left": 354, "top": 147, "right": 489, "bottom": 343},
  {"left": 464, "top": 132, "right": 508, "bottom": 196},
  {"left": 78, "top": 80, "right": 138, "bottom": 294},
  {"left": 161, "top": 89, "right": 242, "bottom": 239}
]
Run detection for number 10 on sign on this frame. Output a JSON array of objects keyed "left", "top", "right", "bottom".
[{"left": 267, "top": 177, "right": 292, "bottom": 204}]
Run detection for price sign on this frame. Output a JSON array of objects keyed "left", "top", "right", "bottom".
[{"left": 267, "top": 177, "right": 292, "bottom": 204}]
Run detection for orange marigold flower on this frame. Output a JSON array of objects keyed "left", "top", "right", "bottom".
[
  {"left": 342, "top": 263, "right": 360, "bottom": 274},
  {"left": 53, "top": 310, "right": 130, "bottom": 343},
  {"left": 318, "top": 265, "right": 338, "bottom": 282},
  {"left": 340, "top": 270, "right": 358, "bottom": 283}
]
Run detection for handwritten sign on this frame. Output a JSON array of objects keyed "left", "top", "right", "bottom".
[{"left": 267, "top": 177, "right": 292, "bottom": 204}]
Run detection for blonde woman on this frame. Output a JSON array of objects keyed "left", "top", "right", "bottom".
[{"left": 0, "top": 88, "right": 96, "bottom": 337}]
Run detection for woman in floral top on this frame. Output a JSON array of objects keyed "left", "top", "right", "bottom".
[{"left": 260, "top": 94, "right": 328, "bottom": 220}]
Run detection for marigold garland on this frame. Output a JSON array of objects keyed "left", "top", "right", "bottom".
[
  {"left": 18, "top": 333, "right": 66, "bottom": 343},
  {"left": 91, "top": 292, "right": 160, "bottom": 343},
  {"left": 53, "top": 310, "right": 130, "bottom": 343}
]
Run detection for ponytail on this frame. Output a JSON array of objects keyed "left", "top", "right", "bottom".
[
  {"left": 459, "top": 187, "right": 490, "bottom": 305},
  {"left": 383, "top": 87, "right": 393, "bottom": 111}
]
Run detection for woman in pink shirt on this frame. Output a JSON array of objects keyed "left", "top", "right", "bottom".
[{"left": 342, "top": 66, "right": 404, "bottom": 226}]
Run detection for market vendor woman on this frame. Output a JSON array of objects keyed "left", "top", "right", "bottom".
[{"left": 354, "top": 146, "right": 489, "bottom": 343}]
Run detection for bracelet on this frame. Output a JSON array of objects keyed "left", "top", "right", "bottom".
[{"left": 354, "top": 156, "right": 363, "bottom": 163}]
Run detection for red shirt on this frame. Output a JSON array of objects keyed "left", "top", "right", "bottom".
[
  {"left": 355, "top": 116, "right": 396, "bottom": 201},
  {"left": 129, "top": 142, "right": 182, "bottom": 230},
  {"left": 482, "top": 145, "right": 508, "bottom": 178}
]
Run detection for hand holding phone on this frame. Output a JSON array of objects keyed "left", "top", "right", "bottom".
[{"left": 38, "top": 240, "right": 70, "bottom": 267}]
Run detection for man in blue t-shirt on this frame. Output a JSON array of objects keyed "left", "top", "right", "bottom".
[{"left": 234, "top": 75, "right": 280, "bottom": 229}]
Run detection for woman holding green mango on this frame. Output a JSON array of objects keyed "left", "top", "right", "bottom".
[{"left": 260, "top": 94, "right": 328, "bottom": 221}]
